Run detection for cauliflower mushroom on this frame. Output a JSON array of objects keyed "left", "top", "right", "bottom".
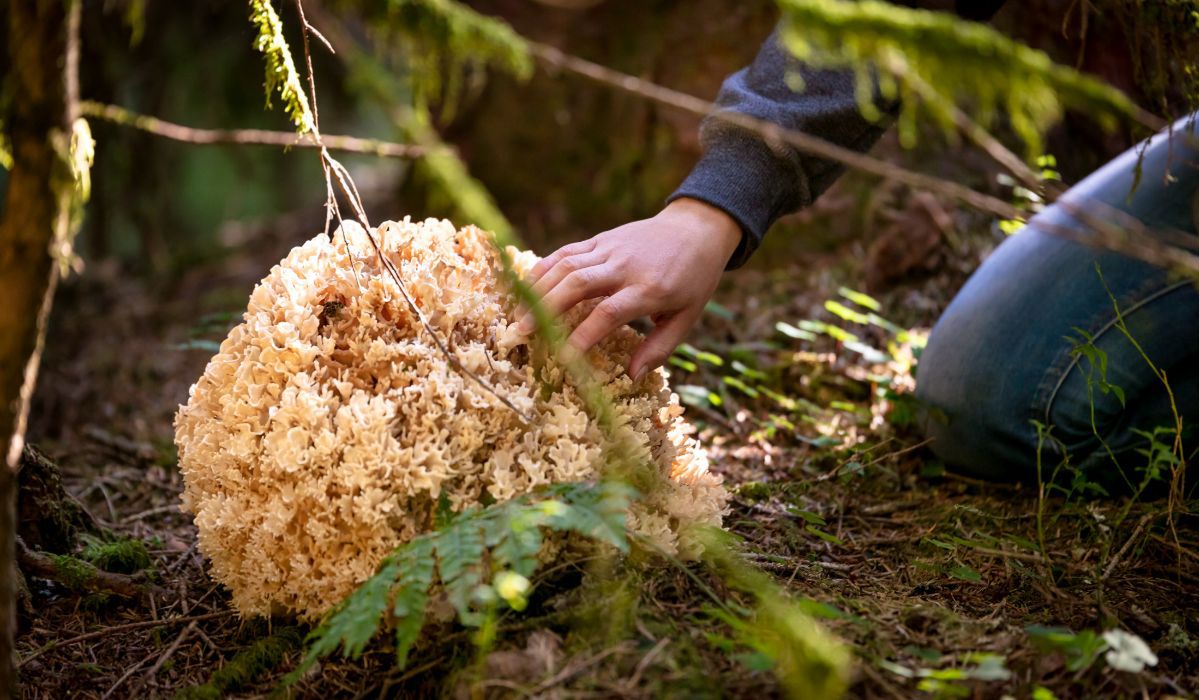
[{"left": 175, "top": 218, "right": 728, "bottom": 620}]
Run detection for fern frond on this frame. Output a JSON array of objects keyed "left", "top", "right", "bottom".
[
  {"left": 294, "top": 481, "right": 638, "bottom": 678},
  {"left": 486, "top": 501, "right": 547, "bottom": 578},
  {"left": 435, "top": 512, "right": 487, "bottom": 624},
  {"left": 544, "top": 481, "right": 635, "bottom": 553},
  {"left": 323, "top": 554, "right": 403, "bottom": 660},
  {"left": 247, "top": 0, "right": 315, "bottom": 134},
  {"left": 393, "top": 537, "right": 436, "bottom": 668},
  {"left": 775, "top": 0, "right": 1144, "bottom": 152}
]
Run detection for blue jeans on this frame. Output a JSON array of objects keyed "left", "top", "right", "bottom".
[{"left": 916, "top": 115, "right": 1199, "bottom": 489}]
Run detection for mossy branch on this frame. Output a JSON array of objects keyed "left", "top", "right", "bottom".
[
  {"left": 15, "top": 537, "right": 166, "bottom": 601},
  {"left": 249, "top": 0, "right": 315, "bottom": 134}
]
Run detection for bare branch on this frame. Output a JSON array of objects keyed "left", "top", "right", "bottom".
[
  {"left": 527, "top": 41, "right": 1199, "bottom": 277},
  {"left": 528, "top": 41, "right": 1024, "bottom": 222},
  {"left": 79, "top": 101, "right": 430, "bottom": 159}
]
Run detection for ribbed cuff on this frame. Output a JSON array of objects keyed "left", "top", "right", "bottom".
[{"left": 667, "top": 127, "right": 804, "bottom": 269}]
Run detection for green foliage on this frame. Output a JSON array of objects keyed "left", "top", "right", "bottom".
[
  {"left": 879, "top": 652, "right": 1012, "bottom": 699},
  {"left": 173, "top": 627, "right": 303, "bottom": 700},
  {"left": 774, "top": 0, "right": 1143, "bottom": 153},
  {"left": 248, "top": 0, "right": 314, "bottom": 133},
  {"left": 47, "top": 553, "right": 95, "bottom": 589},
  {"left": 123, "top": 0, "right": 148, "bottom": 46},
  {"left": 352, "top": 0, "right": 532, "bottom": 112},
  {"left": 334, "top": 38, "right": 521, "bottom": 245},
  {"left": 417, "top": 131, "right": 516, "bottom": 242},
  {"left": 392, "top": 539, "right": 435, "bottom": 667},
  {"left": 287, "top": 481, "right": 635, "bottom": 683},
  {"left": 1026, "top": 625, "right": 1107, "bottom": 672},
  {"left": 702, "top": 529, "right": 851, "bottom": 700},
  {"left": 1116, "top": 0, "right": 1199, "bottom": 114},
  {"left": 79, "top": 533, "right": 152, "bottom": 574}
]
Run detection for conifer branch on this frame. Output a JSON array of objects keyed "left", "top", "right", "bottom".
[{"left": 79, "top": 101, "right": 431, "bottom": 159}]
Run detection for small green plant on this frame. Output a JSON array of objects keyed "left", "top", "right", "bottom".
[
  {"left": 288, "top": 481, "right": 635, "bottom": 680},
  {"left": 1026, "top": 625, "right": 1107, "bottom": 672},
  {"left": 879, "top": 652, "right": 1011, "bottom": 698}
]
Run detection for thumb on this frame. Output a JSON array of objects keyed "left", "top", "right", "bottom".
[{"left": 629, "top": 309, "right": 698, "bottom": 381}]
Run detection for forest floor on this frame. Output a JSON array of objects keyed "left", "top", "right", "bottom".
[{"left": 12, "top": 195, "right": 1199, "bottom": 699}]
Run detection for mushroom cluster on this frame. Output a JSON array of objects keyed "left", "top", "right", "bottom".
[{"left": 175, "top": 218, "right": 728, "bottom": 620}]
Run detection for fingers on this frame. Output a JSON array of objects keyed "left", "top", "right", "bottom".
[
  {"left": 528, "top": 252, "right": 606, "bottom": 303},
  {"left": 628, "top": 308, "right": 700, "bottom": 380},
  {"left": 516, "top": 251, "right": 605, "bottom": 331},
  {"left": 528, "top": 239, "right": 597, "bottom": 284},
  {"left": 566, "top": 288, "right": 647, "bottom": 355},
  {"left": 530, "top": 265, "right": 622, "bottom": 329}
]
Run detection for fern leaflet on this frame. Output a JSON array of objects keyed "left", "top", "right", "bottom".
[{"left": 393, "top": 537, "right": 436, "bottom": 668}]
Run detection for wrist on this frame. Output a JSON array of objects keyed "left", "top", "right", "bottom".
[{"left": 661, "top": 197, "right": 744, "bottom": 264}]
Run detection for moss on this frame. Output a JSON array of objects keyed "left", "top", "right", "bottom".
[
  {"left": 79, "top": 534, "right": 152, "bottom": 574},
  {"left": 173, "top": 627, "right": 303, "bottom": 700},
  {"left": 736, "top": 482, "right": 775, "bottom": 503},
  {"left": 47, "top": 553, "right": 95, "bottom": 588}
]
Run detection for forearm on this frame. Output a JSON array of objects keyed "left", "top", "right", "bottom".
[{"left": 672, "top": 1, "right": 1007, "bottom": 269}]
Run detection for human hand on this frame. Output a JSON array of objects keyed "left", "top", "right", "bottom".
[{"left": 516, "top": 197, "right": 742, "bottom": 380}]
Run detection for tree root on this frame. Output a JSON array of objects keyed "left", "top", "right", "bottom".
[{"left": 15, "top": 537, "right": 168, "bottom": 601}]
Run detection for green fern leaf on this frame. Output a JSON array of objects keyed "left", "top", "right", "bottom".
[
  {"left": 393, "top": 537, "right": 436, "bottom": 668},
  {"left": 548, "top": 482, "right": 636, "bottom": 553},
  {"left": 486, "top": 501, "right": 547, "bottom": 578},
  {"left": 327, "top": 554, "right": 403, "bottom": 659},
  {"left": 435, "top": 513, "right": 486, "bottom": 624}
]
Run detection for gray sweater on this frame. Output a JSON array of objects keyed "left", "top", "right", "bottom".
[{"left": 669, "top": 1, "right": 1005, "bottom": 268}]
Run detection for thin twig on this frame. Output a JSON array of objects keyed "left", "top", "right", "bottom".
[
  {"left": 80, "top": 101, "right": 429, "bottom": 159},
  {"left": 16, "top": 610, "right": 236, "bottom": 668},
  {"left": 1103, "top": 512, "right": 1154, "bottom": 580},
  {"left": 124, "top": 502, "right": 181, "bottom": 522},
  {"left": 101, "top": 646, "right": 158, "bottom": 699},
  {"left": 529, "top": 41, "right": 1023, "bottom": 221},
  {"left": 528, "top": 41, "right": 1199, "bottom": 277},
  {"left": 292, "top": 2, "right": 533, "bottom": 423},
  {"left": 526, "top": 643, "right": 635, "bottom": 695},
  {"left": 141, "top": 620, "right": 198, "bottom": 682}
]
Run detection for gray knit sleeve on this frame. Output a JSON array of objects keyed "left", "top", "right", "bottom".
[{"left": 668, "top": 30, "right": 892, "bottom": 268}]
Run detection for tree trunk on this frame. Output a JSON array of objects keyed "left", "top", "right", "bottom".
[{"left": 0, "top": 2, "right": 78, "bottom": 694}]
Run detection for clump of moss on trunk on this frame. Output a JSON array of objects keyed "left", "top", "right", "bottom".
[
  {"left": 79, "top": 534, "right": 151, "bottom": 574},
  {"left": 46, "top": 553, "right": 95, "bottom": 589}
]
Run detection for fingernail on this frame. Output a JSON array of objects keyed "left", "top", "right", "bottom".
[
  {"left": 516, "top": 316, "right": 532, "bottom": 334},
  {"left": 633, "top": 366, "right": 646, "bottom": 382}
]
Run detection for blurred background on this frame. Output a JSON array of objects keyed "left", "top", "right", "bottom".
[
  {"left": 7, "top": 4, "right": 1199, "bottom": 697},
  {"left": 5, "top": 0, "right": 1193, "bottom": 444},
  {"left": 15, "top": 0, "right": 1171, "bottom": 271}
]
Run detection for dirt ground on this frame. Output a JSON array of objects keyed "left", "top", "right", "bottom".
[{"left": 12, "top": 188, "right": 1199, "bottom": 699}]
